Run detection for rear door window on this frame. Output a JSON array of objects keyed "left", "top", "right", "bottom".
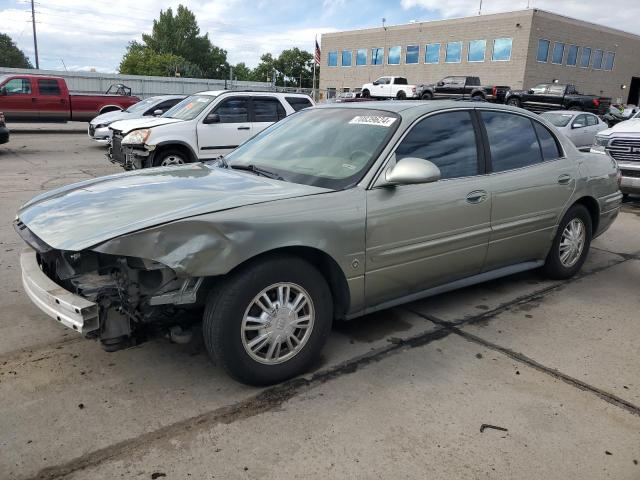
[
  {"left": 586, "top": 114, "right": 598, "bottom": 126},
  {"left": 395, "top": 111, "right": 480, "bottom": 180},
  {"left": 252, "top": 97, "right": 286, "bottom": 122},
  {"left": 533, "top": 122, "right": 562, "bottom": 161},
  {"left": 37, "top": 79, "right": 61, "bottom": 95},
  {"left": 214, "top": 97, "right": 249, "bottom": 123},
  {"left": 285, "top": 96, "right": 313, "bottom": 112},
  {"left": 481, "top": 111, "right": 542, "bottom": 172}
]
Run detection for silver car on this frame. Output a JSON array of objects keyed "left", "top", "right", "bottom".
[
  {"left": 15, "top": 102, "right": 621, "bottom": 385},
  {"left": 88, "top": 95, "right": 185, "bottom": 143},
  {"left": 540, "top": 111, "right": 608, "bottom": 150}
]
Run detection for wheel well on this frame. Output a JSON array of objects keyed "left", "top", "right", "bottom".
[
  {"left": 154, "top": 144, "right": 194, "bottom": 162},
  {"left": 471, "top": 91, "right": 485, "bottom": 98},
  {"left": 226, "top": 246, "right": 351, "bottom": 320},
  {"left": 99, "top": 105, "right": 121, "bottom": 114},
  {"left": 574, "top": 196, "right": 599, "bottom": 233}
]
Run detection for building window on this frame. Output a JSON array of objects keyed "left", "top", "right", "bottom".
[
  {"left": 468, "top": 40, "right": 486, "bottom": 62},
  {"left": 388, "top": 46, "right": 401, "bottom": 65},
  {"left": 580, "top": 47, "right": 591, "bottom": 68},
  {"left": 592, "top": 49, "right": 604, "bottom": 69},
  {"left": 406, "top": 45, "right": 419, "bottom": 64},
  {"left": 604, "top": 52, "right": 615, "bottom": 71},
  {"left": 328, "top": 51, "right": 338, "bottom": 67},
  {"left": 492, "top": 38, "right": 512, "bottom": 61},
  {"left": 445, "top": 41, "right": 462, "bottom": 63},
  {"left": 566, "top": 45, "right": 579, "bottom": 66},
  {"left": 537, "top": 39, "right": 550, "bottom": 62},
  {"left": 356, "top": 48, "right": 367, "bottom": 66},
  {"left": 552, "top": 42, "right": 565, "bottom": 64},
  {"left": 341, "top": 50, "right": 352, "bottom": 67},
  {"left": 425, "top": 43, "right": 440, "bottom": 64},
  {"left": 371, "top": 47, "right": 384, "bottom": 65}
]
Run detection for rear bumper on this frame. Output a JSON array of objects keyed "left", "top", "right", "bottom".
[{"left": 20, "top": 250, "right": 99, "bottom": 335}]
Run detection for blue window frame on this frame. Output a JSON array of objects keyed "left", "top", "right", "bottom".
[
  {"left": 468, "top": 40, "right": 486, "bottom": 62},
  {"left": 580, "top": 47, "right": 591, "bottom": 68},
  {"left": 328, "top": 51, "right": 338, "bottom": 67},
  {"left": 425, "top": 43, "right": 440, "bottom": 64},
  {"left": 356, "top": 48, "right": 367, "bottom": 66},
  {"left": 604, "top": 52, "right": 615, "bottom": 71},
  {"left": 492, "top": 38, "right": 512, "bottom": 61},
  {"left": 388, "top": 46, "right": 401, "bottom": 65},
  {"left": 341, "top": 50, "right": 352, "bottom": 67},
  {"left": 537, "top": 39, "right": 550, "bottom": 62},
  {"left": 552, "top": 42, "right": 565, "bottom": 64},
  {"left": 592, "top": 49, "right": 604, "bottom": 69},
  {"left": 566, "top": 45, "right": 579, "bottom": 66},
  {"left": 371, "top": 47, "right": 384, "bottom": 65},
  {"left": 445, "top": 41, "right": 462, "bottom": 63},
  {"left": 406, "top": 45, "right": 419, "bottom": 64}
]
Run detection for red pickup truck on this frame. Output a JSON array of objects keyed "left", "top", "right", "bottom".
[{"left": 0, "top": 74, "right": 140, "bottom": 122}]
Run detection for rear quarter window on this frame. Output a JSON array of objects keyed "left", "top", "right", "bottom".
[{"left": 285, "top": 97, "right": 313, "bottom": 112}]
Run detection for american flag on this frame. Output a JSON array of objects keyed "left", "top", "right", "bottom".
[{"left": 314, "top": 39, "right": 321, "bottom": 65}]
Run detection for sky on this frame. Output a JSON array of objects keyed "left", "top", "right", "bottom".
[{"left": 0, "top": 0, "right": 639, "bottom": 73}]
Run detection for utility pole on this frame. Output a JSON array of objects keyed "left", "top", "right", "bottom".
[
  {"left": 31, "top": 0, "right": 39, "bottom": 69},
  {"left": 478, "top": 0, "right": 483, "bottom": 15}
]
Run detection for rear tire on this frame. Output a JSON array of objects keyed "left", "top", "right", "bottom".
[
  {"left": 202, "top": 255, "right": 333, "bottom": 386},
  {"left": 568, "top": 105, "right": 583, "bottom": 111},
  {"left": 507, "top": 97, "right": 521, "bottom": 107},
  {"left": 543, "top": 204, "right": 592, "bottom": 280},
  {"left": 396, "top": 90, "right": 407, "bottom": 100}
]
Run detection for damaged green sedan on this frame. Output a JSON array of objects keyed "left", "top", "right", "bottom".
[{"left": 15, "top": 102, "right": 621, "bottom": 385}]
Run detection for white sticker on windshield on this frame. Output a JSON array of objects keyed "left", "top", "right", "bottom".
[{"left": 349, "top": 115, "right": 397, "bottom": 127}]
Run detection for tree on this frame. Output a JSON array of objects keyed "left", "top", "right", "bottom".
[
  {"left": 0, "top": 33, "right": 33, "bottom": 69},
  {"left": 119, "top": 42, "right": 202, "bottom": 77},
  {"left": 232, "top": 62, "right": 253, "bottom": 81},
  {"left": 275, "top": 48, "right": 314, "bottom": 87},
  {"left": 252, "top": 53, "right": 277, "bottom": 84},
  {"left": 118, "top": 5, "right": 227, "bottom": 78}
]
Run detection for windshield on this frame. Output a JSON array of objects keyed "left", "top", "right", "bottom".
[
  {"left": 540, "top": 112, "right": 574, "bottom": 127},
  {"left": 125, "top": 96, "right": 161, "bottom": 114},
  {"left": 225, "top": 108, "right": 400, "bottom": 190},
  {"left": 162, "top": 95, "right": 217, "bottom": 120}
]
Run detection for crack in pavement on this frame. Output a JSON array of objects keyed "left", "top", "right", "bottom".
[{"left": 16, "top": 248, "right": 635, "bottom": 479}]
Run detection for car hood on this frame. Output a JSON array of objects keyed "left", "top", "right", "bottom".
[
  {"left": 109, "top": 116, "right": 184, "bottom": 134},
  {"left": 17, "top": 163, "right": 330, "bottom": 252},
  {"left": 90, "top": 110, "right": 130, "bottom": 127},
  {"left": 600, "top": 118, "right": 640, "bottom": 136}
]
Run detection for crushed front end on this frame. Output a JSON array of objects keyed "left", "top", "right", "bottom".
[{"left": 15, "top": 218, "right": 205, "bottom": 351}]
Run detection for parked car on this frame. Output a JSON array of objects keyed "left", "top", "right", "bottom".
[
  {"left": 602, "top": 104, "right": 640, "bottom": 128},
  {"left": 540, "top": 111, "right": 608, "bottom": 150},
  {"left": 592, "top": 117, "right": 640, "bottom": 196},
  {"left": 0, "top": 112, "right": 8, "bottom": 145},
  {"left": 0, "top": 74, "right": 139, "bottom": 122},
  {"left": 361, "top": 77, "right": 418, "bottom": 100},
  {"left": 88, "top": 95, "right": 186, "bottom": 143},
  {"left": 417, "top": 76, "right": 510, "bottom": 102},
  {"left": 107, "top": 90, "right": 314, "bottom": 170},
  {"left": 505, "top": 83, "right": 611, "bottom": 114},
  {"left": 15, "top": 101, "right": 621, "bottom": 385}
]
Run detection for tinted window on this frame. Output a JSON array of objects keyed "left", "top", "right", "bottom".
[
  {"left": 371, "top": 47, "right": 384, "bottom": 65},
  {"left": 445, "top": 42, "right": 462, "bottom": 63},
  {"left": 328, "top": 51, "right": 338, "bottom": 67},
  {"left": 580, "top": 47, "right": 592, "bottom": 67},
  {"left": 425, "top": 43, "right": 440, "bottom": 63},
  {"left": 604, "top": 52, "right": 615, "bottom": 71},
  {"left": 341, "top": 50, "right": 352, "bottom": 66},
  {"left": 37, "top": 79, "right": 61, "bottom": 95},
  {"left": 395, "top": 77, "right": 408, "bottom": 85},
  {"left": 4, "top": 78, "right": 31, "bottom": 95},
  {"left": 252, "top": 98, "right": 285, "bottom": 122},
  {"left": 388, "top": 46, "right": 401, "bottom": 65},
  {"left": 406, "top": 45, "right": 419, "bottom": 64},
  {"left": 492, "top": 38, "right": 512, "bottom": 61},
  {"left": 214, "top": 98, "right": 248, "bottom": 123},
  {"left": 468, "top": 40, "right": 486, "bottom": 62},
  {"left": 482, "top": 111, "right": 542, "bottom": 172},
  {"left": 395, "top": 111, "right": 479, "bottom": 180},
  {"left": 552, "top": 42, "right": 565, "bottom": 64},
  {"left": 567, "top": 45, "right": 579, "bottom": 66},
  {"left": 285, "top": 96, "right": 312, "bottom": 112},
  {"left": 356, "top": 48, "right": 367, "bottom": 66},
  {"left": 533, "top": 122, "right": 561, "bottom": 161},
  {"left": 593, "top": 49, "right": 604, "bottom": 69},
  {"left": 537, "top": 39, "right": 550, "bottom": 62}
]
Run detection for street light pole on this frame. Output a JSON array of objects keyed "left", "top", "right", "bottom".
[{"left": 31, "top": 0, "right": 39, "bottom": 69}]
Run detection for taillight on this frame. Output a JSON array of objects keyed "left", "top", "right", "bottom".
[
  {"left": 411, "top": 87, "right": 416, "bottom": 93},
  {"left": 593, "top": 98, "right": 600, "bottom": 107}
]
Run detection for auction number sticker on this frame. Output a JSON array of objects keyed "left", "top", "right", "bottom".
[{"left": 349, "top": 115, "right": 397, "bottom": 127}]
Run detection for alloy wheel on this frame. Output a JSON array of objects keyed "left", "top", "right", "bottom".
[{"left": 559, "top": 218, "right": 585, "bottom": 268}]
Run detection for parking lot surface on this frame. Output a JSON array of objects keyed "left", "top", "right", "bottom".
[{"left": 1, "top": 132, "right": 639, "bottom": 480}]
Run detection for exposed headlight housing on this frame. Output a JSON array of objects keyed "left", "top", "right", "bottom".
[
  {"left": 594, "top": 136, "right": 610, "bottom": 147},
  {"left": 122, "top": 129, "right": 151, "bottom": 145}
]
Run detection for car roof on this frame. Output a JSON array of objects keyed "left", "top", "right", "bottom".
[{"left": 193, "top": 90, "right": 311, "bottom": 99}]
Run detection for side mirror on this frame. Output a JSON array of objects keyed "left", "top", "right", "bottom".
[
  {"left": 385, "top": 157, "right": 441, "bottom": 185},
  {"left": 437, "top": 81, "right": 444, "bottom": 86},
  {"left": 373, "top": 81, "right": 380, "bottom": 85},
  {"left": 572, "top": 122, "right": 585, "bottom": 129},
  {"left": 527, "top": 89, "right": 535, "bottom": 94},
  {"left": 153, "top": 109, "right": 163, "bottom": 116},
  {"left": 203, "top": 113, "right": 220, "bottom": 124}
]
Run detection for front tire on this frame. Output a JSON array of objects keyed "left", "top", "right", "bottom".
[
  {"left": 361, "top": 89, "right": 370, "bottom": 98},
  {"left": 421, "top": 91, "right": 433, "bottom": 100},
  {"left": 153, "top": 149, "right": 189, "bottom": 167},
  {"left": 543, "top": 204, "right": 592, "bottom": 279},
  {"left": 202, "top": 255, "right": 333, "bottom": 386}
]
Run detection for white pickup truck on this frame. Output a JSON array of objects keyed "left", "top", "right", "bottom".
[
  {"left": 592, "top": 111, "right": 640, "bottom": 196},
  {"left": 361, "top": 76, "right": 418, "bottom": 100}
]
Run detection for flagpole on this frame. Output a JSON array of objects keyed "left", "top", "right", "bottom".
[{"left": 313, "top": 35, "right": 317, "bottom": 101}]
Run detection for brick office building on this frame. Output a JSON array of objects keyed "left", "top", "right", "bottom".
[{"left": 319, "top": 9, "right": 640, "bottom": 104}]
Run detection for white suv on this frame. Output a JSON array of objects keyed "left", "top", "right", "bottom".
[{"left": 107, "top": 91, "right": 314, "bottom": 170}]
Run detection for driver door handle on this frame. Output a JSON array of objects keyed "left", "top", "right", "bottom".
[
  {"left": 466, "top": 190, "right": 488, "bottom": 204},
  {"left": 557, "top": 174, "right": 572, "bottom": 185},
  {"left": 237, "top": 126, "right": 250, "bottom": 130}
]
